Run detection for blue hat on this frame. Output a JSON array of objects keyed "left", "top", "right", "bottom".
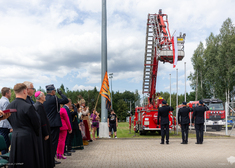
[
  {"left": 162, "top": 100, "right": 167, "bottom": 104},
  {"left": 46, "top": 84, "right": 55, "bottom": 91},
  {"left": 199, "top": 100, "right": 204, "bottom": 104},
  {"left": 182, "top": 101, "right": 187, "bottom": 105}
]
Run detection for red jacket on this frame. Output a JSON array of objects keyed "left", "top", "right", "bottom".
[{"left": 59, "top": 108, "right": 72, "bottom": 131}]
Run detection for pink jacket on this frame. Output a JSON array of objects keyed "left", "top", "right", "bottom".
[{"left": 59, "top": 108, "right": 72, "bottom": 131}]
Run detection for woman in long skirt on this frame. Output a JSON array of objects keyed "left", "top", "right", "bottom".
[{"left": 71, "top": 103, "right": 84, "bottom": 150}]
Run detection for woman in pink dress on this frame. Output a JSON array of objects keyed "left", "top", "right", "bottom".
[{"left": 56, "top": 108, "right": 72, "bottom": 159}]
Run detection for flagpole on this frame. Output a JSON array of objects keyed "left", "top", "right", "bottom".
[
  {"left": 94, "top": 94, "right": 100, "bottom": 110},
  {"left": 100, "top": 0, "right": 109, "bottom": 138}
]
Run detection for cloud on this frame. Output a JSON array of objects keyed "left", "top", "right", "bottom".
[
  {"left": 72, "top": 84, "right": 98, "bottom": 91},
  {"left": 0, "top": 0, "right": 235, "bottom": 94}
]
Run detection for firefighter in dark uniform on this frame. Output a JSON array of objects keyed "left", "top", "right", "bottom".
[
  {"left": 178, "top": 101, "right": 193, "bottom": 144},
  {"left": 157, "top": 100, "right": 174, "bottom": 144},
  {"left": 192, "top": 100, "right": 209, "bottom": 144}
]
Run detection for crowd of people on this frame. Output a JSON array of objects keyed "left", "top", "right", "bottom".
[{"left": 0, "top": 82, "right": 101, "bottom": 168}]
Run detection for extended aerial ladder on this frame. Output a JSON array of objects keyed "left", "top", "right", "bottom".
[
  {"left": 134, "top": 9, "right": 186, "bottom": 134},
  {"left": 142, "top": 9, "right": 186, "bottom": 106}
]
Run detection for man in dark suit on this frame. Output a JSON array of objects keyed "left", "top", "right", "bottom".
[
  {"left": 178, "top": 102, "right": 193, "bottom": 144},
  {"left": 63, "top": 99, "right": 76, "bottom": 155},
  {"left": 192, "top": 100, "right": 209, "bottom": 144},
  {"left": 157, "top": 100, "right": 174, "bottom": 144},
  {"left": 43, "top": 84, "right": 69, "bottom": 164}
]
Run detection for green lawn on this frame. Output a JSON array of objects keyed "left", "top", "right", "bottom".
[
  {"left": 108, "top": 122, "right": 228, "bottom": 138},
  {"left": 109, "top": 122, "right": 194, "bottom": 138}
]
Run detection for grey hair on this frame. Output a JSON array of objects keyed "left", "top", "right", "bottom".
[
  {"left": 36, "top": 92, "right": 44, "bottom": 100},
  {"left": 23, "top": 81, "right": 33, "bottom": 88}
]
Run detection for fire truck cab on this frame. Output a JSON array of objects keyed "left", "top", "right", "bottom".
[{"left": 188, "top": 99, "right": 225, "bottom": 131}]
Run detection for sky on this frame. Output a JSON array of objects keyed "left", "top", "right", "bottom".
[{"left": 0, "top": 0, "right": 235, "bottom": 98}]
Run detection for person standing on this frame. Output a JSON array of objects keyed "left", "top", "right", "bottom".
[
  {"left": 71, "top": 103, "right": 84, "bottom": 150},
  {"left": 24, "top": 81, "right": 44, "bottom": 168},
  {"left": 192, "top": 100, "right": 209, "bottom": 144},
  {"left": 43, "top": 84, "right": 69, "bottom": 165},
  {"left": 57, "top": 108, "right": 72, "bottom": 159},
  {"left": 90, "top": 109, "right": 99, "bottom": 140},
  {"left": 178, "top": 101, "right": 193, "bottom": 144},
  {"left": 34, "top": 91, "right": 54, "bottom": 168},
  {"left": 0, "top": 87, "right": 12, "bottom": 154},
  {"left": 107, "top": 109, "right": 118, "bottom": 138},
  {"left": 6, "top": 83, "right": 41, "bottom": 168},
  {"left": 80, "top": 99, "right": 92, "bottom": 144},
  {"left": 23, "top": 81, "right": 35, "bottom": 104},
  {"left": 63, "top": 99, "right": 76, "bottom": 155},
  {"left": 157, "top": 100, "right": 174, "bottom": 144}
]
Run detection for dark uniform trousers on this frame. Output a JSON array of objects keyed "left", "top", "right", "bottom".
[
  {"left": 64, "top": 131, "right": 74, "bottom": 152},
  {"left": 50, "top": 127, "right": 60, "bottom": 157},
  {"left": 161, "top": 124, "right": 169, "bottom": 143},
  {"left": 181, "top": 124, "right": 189, "bottom": 143},
  {"left": 195, "top": 123, "right": 204, "bottom": 143}
]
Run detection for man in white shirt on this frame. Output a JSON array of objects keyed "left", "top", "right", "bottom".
[{"left": 0, "top": 87, "right": 13, "bottom": 154}]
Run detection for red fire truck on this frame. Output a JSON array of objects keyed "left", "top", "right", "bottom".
[
  {"left": 188, "top": 99, "right": 225, "bottom": 131},
  {"left": 133, "top": 9, "right": 186, "bottom": 135}
]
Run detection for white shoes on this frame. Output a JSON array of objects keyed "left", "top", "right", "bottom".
[
  {"left": 115, "top": 136, "right": 117, "bottom": 138},
  {"left": 108, "top": 136, "right": 111, "bottom": 138}
]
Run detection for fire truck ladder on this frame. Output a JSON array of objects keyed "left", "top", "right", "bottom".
[{"left": 142, "top": 14, "right": 155, "bottom": 95}]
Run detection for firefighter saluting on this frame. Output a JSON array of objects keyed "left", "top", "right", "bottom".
[
  {"left": 157, "top": 100, "right": 174, "bottom": 144},
  {"left": 192, "top": 100, "right": 209, "bottom": 144},
  {"left": 178, "top": 101, "right": 193, "bottom": 144}
]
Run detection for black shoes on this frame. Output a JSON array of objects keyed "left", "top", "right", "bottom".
[
  {"left": 64, "top": 152, "right": 71, "bottom": 156},
  {"left": 181, "top": 142, "right": 185, "bottom": 144},
  {"left": 160, "top": 142, "right": 164, "bottom": 144},
  {"left": 195, "top": 142, "right": 201, "bottom": 144},
  {"left": 166, "top": 142, "right": 169, "bottom": 144},
  {"left": 68, "top": 149, "right": 76, "bottom": 153},
  {"left": 88, "top": 139, "right": 93, "bottom": 142},
  {"left": 55, "top": 160, "right": 61, "bottom": 164}
]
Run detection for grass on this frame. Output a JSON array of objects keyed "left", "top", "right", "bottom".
[{"left": 112, "top": 122, "right": 229, "bottom": 139}]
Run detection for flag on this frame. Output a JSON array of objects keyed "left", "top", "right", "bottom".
[
  {"left": 99, "top": 71, "right": 111, "bottom": 111},
  {"left": 172, "top": 36, "right": 178, "bottom": 68}
]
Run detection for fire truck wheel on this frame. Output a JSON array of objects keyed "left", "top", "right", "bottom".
[
  {"left": 216, "top": 125, "right": 222, "bottom": 131},
  {"left": 139, "top": 131, "right": 146, "bottom": 135}
]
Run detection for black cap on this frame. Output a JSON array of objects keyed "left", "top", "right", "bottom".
[
  {"left": 182, "top": 101, "right": 187, "bottom": 105},
  {"left": 199, "top": 100, "right": 204, "bottom": 104},
  {"left": 162, "top": 100, "right": 167, "bottom": 104},
  {"left": 46, "top": 84, "right": 55, "bottom": 91}
]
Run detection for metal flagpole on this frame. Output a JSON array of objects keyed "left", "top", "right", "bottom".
[
  {"left": 170, "top": 74, "right": 171, "bottom": 106},
  {"left": 184, "top": 62, "right": 186, "bottom": 102},
  {"left": 176, "top": 68, "right": 179, "bottom": 135},
  {"left": 100, "top": 0, "right": 109, "bottom": 138}
]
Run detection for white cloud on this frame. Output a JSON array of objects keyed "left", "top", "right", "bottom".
[
  {"left": 72, "top": 84, "right": 98, "bottom": 91},
  {"left": 0, "top": 0, "right": 234, "bottom": 94}
]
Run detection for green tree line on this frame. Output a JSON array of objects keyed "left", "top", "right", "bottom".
[
  {"left": 188, "top": 18, "right": 235, "bottom": 103},
  {"left": 0, "top": 84, "right": 140, "bottom": 121}
]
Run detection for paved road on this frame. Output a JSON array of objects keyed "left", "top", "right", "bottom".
[{"left": 56, "top": 138, "right": 235, "bottom": 168}]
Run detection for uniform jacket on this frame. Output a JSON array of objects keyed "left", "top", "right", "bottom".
[
  {"left": 178, "top": 106, "right": 193, "bottom": 124},
  {"left": 63, "top": 105, "right": 77, "bottom": 129},
  {"left": 158, "top": 105, "right": 174, "bottom": 125},
  {"left": 43, "top": 94, "right": 69, "bottom": 127},
  {"left": 60, "top": 108, "right": 72, "bottom": 131},
  {"left": 192, "top": 105, "right": 209, "bottom": 124}
]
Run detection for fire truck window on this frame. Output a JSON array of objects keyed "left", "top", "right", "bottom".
[{"left": 208, "top": 103, "right": 224, "bottom": 111}]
